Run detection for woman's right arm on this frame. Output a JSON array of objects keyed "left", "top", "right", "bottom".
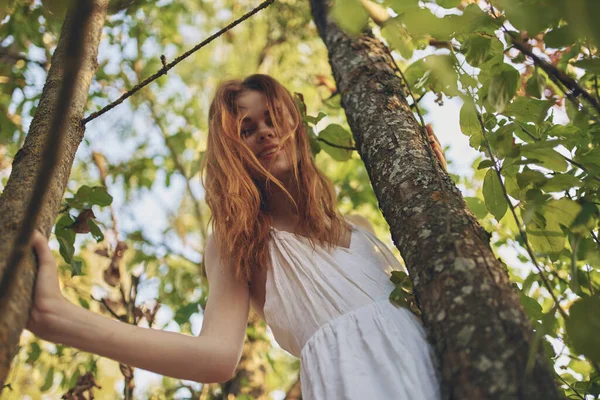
[{"left": 28, "top": 231, "right": 250, "bottom": 383}]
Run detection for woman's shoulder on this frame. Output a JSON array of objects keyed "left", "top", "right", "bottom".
[{"left": 344, "top": 214, "right": 376, "bottom": 235}]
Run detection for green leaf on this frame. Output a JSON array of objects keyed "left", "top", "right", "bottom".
[
  {"left": 526, "top": 219, "right": 565, "bottom": 255},
  {"left": 483, "top": 169, "right": 507, "bottom": 220},
  {"left": 385, "top": 0, "right": 419, "bottom": 14},
  {"left": 88, "top": 186, "right": 113, "bottom": 207},
  {"left": 565, "top": 295, "right": 600, "bottom": 363},
  {"left": 462, "top": 35, "right": 493, "bottom": 67},
  {"left": 381, "top": 18, "right": 414, "bottom": 59},
  {"left": 74, "top": 185, "right": 113, "bottom": 207},
  {"left": 488, "top": 125, "right": 518, "bottom": 159},
  {"left": 306, "top": 125, "right": 321, "bottom": 156},
  {"left": 520, "top": 293, "right": 543, "bottom": 321},
  {"left": 435, "top": 0, "right": 461, "bottom": 8},
  {"left": 71, "top": 259, "right": 83, "bottom": 277},
  {"left": 519, "top": 144, "right": 568, "bottom": 172},
  {"left": 574, "top": 147, "right": 600, "bottom": 173},
  {"left": 303, "top": 111, "right": 327, "bottom": 126},
  {"left": 56, "top": 230, "right": 75, "bottom": 264},
  {"left": 504, "top": 97, "right": 552, "bottom": 124},
  {"left": 459, "top": 100, "right": 480, "bottom": 136},
  {"left": 546, "top": 124, "right": 581, "bottom": 138},
  {"left": 565, "top": 0, "right": 600, "bottom": 50},
  {"left": 390, "top": 270, "right": 409, "bottom": 285},
  {"left": 545, "top": 198, "right": 584, "bottom": 233},
  {"left": 477, "top": 160, "right": 495, "bottom": 169},
  {"left": 389, "top": 286, "right": 408, "bottom": 307},
  {"left": 486, "top": 64, "right": 520, "bottom": 112},
  {"left": 544, "top": 25, "right": 577, "bottom": 48},
  {"left": 26, "top": 342, "right": 42, "bottom": 364},
  {"left": 525, "top": 69, "right": 545, "bottom": 99},
  {"left": 40, "top": 366, "right": 54, "bottom": 391},
  {"left": 78, "top": 298, "right": 90, "bottom": 309},
  {"left": 516, "top": 170, "right": 548, "bottom": 189},
  {"left": 330, "top": 0, "right": 369, "bottom": 36},
  {"left": 542, "top": 174, "right": 581, "bottom": 192},
  {"left": 496, "top": 0, "right": 561, "bottom": 35},
  {"left": 524, "top": 199, "right": 579, "bottom": 255},
  {"left": 87, "top": 219, "right": 104, "bottom": 242},
  {"left": 318, "top": 124, "right": 354, "bottom": 161},
  {"left": 465, "top": 196, "right": 488, "bottom": 219},
  {"left": 174, "top": 302, "right": 199, "bottom": 325},
  {"left": 456, "top": 4, "right": 501, "bottom": 35}
]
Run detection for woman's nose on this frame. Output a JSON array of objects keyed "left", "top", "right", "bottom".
[{"left": 258, "top": 128, "right": 275, "bottom": 141}]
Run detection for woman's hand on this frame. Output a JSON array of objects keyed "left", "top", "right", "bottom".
[
  {"left": 27, "top": 230, "right": 69, "bottom": 341},
  {"left": 426, "top": 124, "right": 447, "bottom": 171}
]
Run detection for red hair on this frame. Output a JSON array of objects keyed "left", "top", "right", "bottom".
[{"left": 200, "top": 74, "right": 348, "bottom": 283}]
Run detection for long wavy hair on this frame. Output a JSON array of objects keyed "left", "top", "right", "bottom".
[{"left": 200, "top": 74, "right": 348, "bottom": 283}]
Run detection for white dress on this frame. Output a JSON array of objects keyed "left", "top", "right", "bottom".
[{"left": 265, "top": 221, "right": 443, "bottom": 399}]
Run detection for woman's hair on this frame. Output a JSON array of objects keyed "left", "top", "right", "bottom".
[{"left": 200, "top": 74, "right": 347, "bottom": 283}]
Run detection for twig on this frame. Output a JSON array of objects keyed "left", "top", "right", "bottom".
[
  {"left": 554, "top": 373, "right": 586, "bottom": 400},
  {"left": 317, "top": 137, "right": 356, "bottom": 150},
  {"left": 383, "top": 46, "right": 426, "bottom": 128},
  {"left": 487, "top": 3, "right": 600, "bottom": 120},
  {"left": 91, "top": 295, "right": 121, "bottom": 320},
  {"left": 82, "top": 0, "right": 275, "bottom": 125}
]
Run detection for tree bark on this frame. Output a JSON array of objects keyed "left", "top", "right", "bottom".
[
  {"left": 0, "top": 0, "right": 108, "bottom": 387},
  {"left": 309, "top": 1, "right": 562, "bottom": 398}
]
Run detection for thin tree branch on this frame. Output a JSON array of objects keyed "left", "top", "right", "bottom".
[
  {"left": 82, "top": 0, "right": 275, "bottom": 125},
  {"left": 487, "top": 3, "right": 600, "bottom": 120},
  {"left": 317, "top": 137, "right": 356, "bottom": 150},
  {"left": 91, "top": 295, "right": 121, "bottom": 320}
]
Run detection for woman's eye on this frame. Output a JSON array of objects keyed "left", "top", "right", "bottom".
[{"left": 241, "top": 128, "right": 252, "bottom": 136}]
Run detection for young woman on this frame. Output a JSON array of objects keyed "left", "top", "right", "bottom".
[{"left": 27, "top": 74, "right": 445, "bottom": 398}]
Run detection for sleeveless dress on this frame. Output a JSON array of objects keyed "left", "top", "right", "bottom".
[{"left": 265, "top": 221, "right": 442, "bottom": 399}]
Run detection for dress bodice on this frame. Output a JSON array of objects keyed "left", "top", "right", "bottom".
[{"left": 264, "top": 222, "right": 405, "bottom": 357}]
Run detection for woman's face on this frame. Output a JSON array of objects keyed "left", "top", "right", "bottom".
[{"left": 236, "top": 90, "right": 296, "bottom": 181}]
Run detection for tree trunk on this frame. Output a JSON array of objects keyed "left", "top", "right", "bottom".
[
  {"left": 309, "top": 1, "right": 562, "bottom": 398},
  {"left": 0, "top": 0, "right": 108, "bottom": 387}
]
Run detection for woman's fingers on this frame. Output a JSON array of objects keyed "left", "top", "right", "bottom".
[
  {"left": 425, "top": 124, "right": 447, "bottom": 170},
  {"left": 30, "top": 230, "right": 54, "bottom": 267},
  {"left": 29, "top": 230, "right": 61, "bottom": 297},
  {"left": 434, "top": 148, "right": 447, "bottom": 169},
  {"left": 426, "top": 124, "right": 441, "bottom": 148}
]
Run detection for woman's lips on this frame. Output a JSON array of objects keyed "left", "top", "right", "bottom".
[{"left": 260, "top": 149, "right": 279, "bottom": 160}]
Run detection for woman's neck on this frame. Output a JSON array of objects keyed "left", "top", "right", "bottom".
[{"left": 261, "top": 175, "right": 301, "bottom": 226}]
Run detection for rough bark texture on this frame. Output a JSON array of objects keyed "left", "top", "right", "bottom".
[
  {"left": 309, "top": 1, "right": 563, "bottom": 399},
  {"left": 0, "top": 0, "right": 108, "bottom": 386},
  {"left": 219, "top": 311, "right": 270, "bottom": 399}
]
